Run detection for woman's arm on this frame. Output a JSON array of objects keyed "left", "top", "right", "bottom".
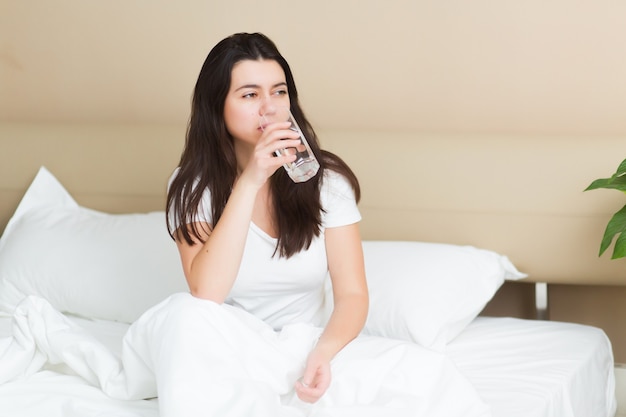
[
  {"left": 174, "top": 125, "right": 300, "bottom": 303},
  {"left": 174, "top": 177, "right": 260, "bottom": 303},
  {"left": 295, "top": 222, "right": 369, "bottom": 402}
]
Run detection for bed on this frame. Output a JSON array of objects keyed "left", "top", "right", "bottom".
[
  {"left": 0, "top": 310, "right": 616, "bottom": 417},
  {"left": 0, "top": 123, "right": 619, "bottom": 417}
]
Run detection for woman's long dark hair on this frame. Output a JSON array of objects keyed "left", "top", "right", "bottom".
[{"left": 166, "top": 32, "right": 360, "bottom": 258}]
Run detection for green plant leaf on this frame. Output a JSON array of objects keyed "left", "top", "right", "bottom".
[
  {"left": 585, "top": 158, "right": 626, "bottom": 192},
  {"left": 617, "top": 159, "right": 626, "bottom": 176},
  {"left": 612, "top": 229, "right": 626, "bottom": 259},
  {"left": 585, "top": 158, "right": 626, "bottom": 259},
  {"left": 599, "top": 204, "right": 626, "bottom": 258},
  {"left": 585, "top": 176, "right": 626, "bottom": 192}
]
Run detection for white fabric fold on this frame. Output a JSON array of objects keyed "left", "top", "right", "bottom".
[{"left": 0, "top": 294, "right": 491, "bottom": 417}]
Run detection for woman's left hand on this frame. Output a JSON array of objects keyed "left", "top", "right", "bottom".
[{"left": 295, "top": 350, "right": 331, "bottom": 403}]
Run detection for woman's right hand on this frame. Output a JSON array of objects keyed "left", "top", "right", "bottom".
[
  {"left": 178, "top": 122, "right": 300, "bottom": 301},
  {"left": 178, "top": 122, "right": 299, "bottom": 301},
  {"left": 239, "top": 121, "right": 300, "bottom": 187}
]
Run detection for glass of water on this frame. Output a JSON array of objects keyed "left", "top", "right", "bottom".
[{"left": 260, "top": 106, "right": 320, "bottom": 183}]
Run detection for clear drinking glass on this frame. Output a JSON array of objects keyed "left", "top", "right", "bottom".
[{"left": 260, "top": 106, "right": 320, "bottom": 183}]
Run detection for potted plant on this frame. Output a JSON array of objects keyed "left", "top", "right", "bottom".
[{"left": 584, "top": 158, "right": 626, "bottom": 259}]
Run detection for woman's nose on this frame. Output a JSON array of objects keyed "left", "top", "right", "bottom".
[{"left": 259, "top": 98, "right": 277, "bottom": 117}]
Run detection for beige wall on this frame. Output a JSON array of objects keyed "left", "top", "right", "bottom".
[{"left": 2, "top": 0, "right": 626, "bottom": 135}]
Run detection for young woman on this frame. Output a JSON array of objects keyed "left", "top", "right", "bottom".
[
  {"left": 164, "top": 32, "right": 368, "bottom": 409},
  {"left": 159, "top": 33, "right": 488, "bottom": 417}
]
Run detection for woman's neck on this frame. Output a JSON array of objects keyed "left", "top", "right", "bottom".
[{"left": 233, "top": 140, "right": 253, "bottom": 175}]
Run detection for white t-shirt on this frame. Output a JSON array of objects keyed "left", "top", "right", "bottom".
[{"left": 168, "top": 169, "right": 361, "bottom": 330}]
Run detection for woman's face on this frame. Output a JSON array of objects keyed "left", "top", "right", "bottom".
[{"left": 224, "top": 59, "right": 290, "bottom": 147}]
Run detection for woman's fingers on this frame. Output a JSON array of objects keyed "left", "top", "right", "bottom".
[
  {"left": 256, "top": 128, "right": 300, "bottom": 168},
  {"left": 261, "top": 127, "right": 300, "bottom": 155},
  {"left": 240, "top": 122, "right": 301, "bottom": 186},
  {"left": 295, "top": 379, "right": 326, "bottom": 403},
  {"left": 294, "top": 360, "right": 331, "bottom": 403}
]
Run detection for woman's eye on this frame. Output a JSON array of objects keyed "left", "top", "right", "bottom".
[
  {"left": 273, "top": 89, "right": 288, "bottom": 96},
  {"left": 242, "top": 92, "right": 257, "bottom": 99}
]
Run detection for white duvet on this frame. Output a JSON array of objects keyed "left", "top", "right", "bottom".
[{"left": 0, "top": 295, "right": 491, "bottom": 417}]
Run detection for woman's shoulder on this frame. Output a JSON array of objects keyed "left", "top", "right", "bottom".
[
  {"left": 167, "top": 166, "right": 213, "bottom": 225},
  {"left": 319, "top": 149, "right": 360, "bottom": 202},
  {"left": 320, "top": 168, "right": 358, "bottom": 204},
  {"left": 168, "top": 167, "right": 209, "bottom": 196},
  {"left": 320, "top": 168, "right": 361, "bottom": 227},
  {"left": 322, "top": 168, "right": 352, "bottom": 190},
  {"left": 167, "top": 167, "right": 181, "bottom": 191}
]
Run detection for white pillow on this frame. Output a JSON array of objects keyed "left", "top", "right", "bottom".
[
  {"left": 361, "top": 240, "right": 526, "bottom": 350},
  {"left": 0, "top": 167, "right": 188, "bottom": 323}
]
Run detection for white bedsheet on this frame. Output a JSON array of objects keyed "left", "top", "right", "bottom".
[
  {"left": 0, "top": 295, "right": 489, "bottom": 417},
  {"left": 0, "top": 297, "right": 616, "bottom": 417},
  {"left": 447, "top": 316, "right": 617, "bottom": 417},
  {"left": 0, "top": 310, "right": 158, "bottom": 417}
]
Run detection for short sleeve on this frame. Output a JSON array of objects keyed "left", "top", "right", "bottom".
[
  {"left": 167, "top": 168, "right": 213, "bottom": 230},
  {"left": 320, "top": 170, "right": 362, "bottom": 229}
]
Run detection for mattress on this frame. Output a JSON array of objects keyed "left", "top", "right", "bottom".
[
  {"left": 0, "top": 312, "right": 616, "bottom": 417},
  {"left": 447, "top": 316, "right": 617, "bottom": 417}
]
